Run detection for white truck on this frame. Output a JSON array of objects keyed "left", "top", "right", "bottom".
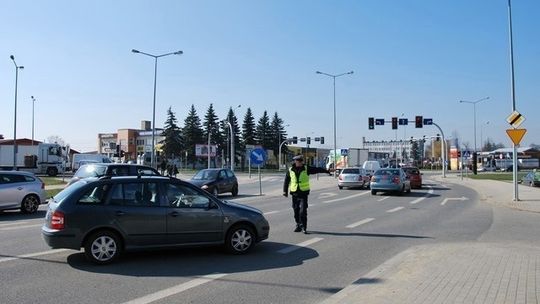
[
  {"left": 326, "top": 148, "right": 370, "bottom": 172},
  {"left": 0, "top": 143, "right": 67, "bottom": 176},
  {"left": 71, "top": 153, "right": 112, "bottom": 172}
]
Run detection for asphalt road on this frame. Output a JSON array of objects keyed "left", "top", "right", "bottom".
[{"left": 0, "top": 172, "right": 505, "bottom": 304}]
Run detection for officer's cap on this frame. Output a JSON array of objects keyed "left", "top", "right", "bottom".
[{"left": 293, "top": 155, "right": 304, "bottom": 161}]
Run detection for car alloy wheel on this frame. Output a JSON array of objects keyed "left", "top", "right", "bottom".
[
  {"left": 84, "top": 231, "right": 122, "bottom": 264},
  {"left": 226, "top": 225, "right": 254, "bottom": 254},
  {"left": 21, "top": 195, "right": 40, "bottom": 214}
]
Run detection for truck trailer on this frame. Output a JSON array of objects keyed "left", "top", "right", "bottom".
[{"left": 0, "top": 143, "right": 67, "bottom": 176}]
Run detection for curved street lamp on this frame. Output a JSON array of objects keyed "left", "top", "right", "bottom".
[
  {"left": 132, "top": 49, "right": 183, "bottom": 168},
  {"left": 316, "top": 70, "right": 353, "bottom": 177},
  {"left": 10, "top": 55, "right": 24, "bottom": 170},
  {"left": 459, "top": 96, "right": 489, "bottom": 153}
]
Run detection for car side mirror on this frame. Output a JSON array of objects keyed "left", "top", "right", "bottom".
[{"left": 207, "top": 201, "right": 218, "bottom": 209}]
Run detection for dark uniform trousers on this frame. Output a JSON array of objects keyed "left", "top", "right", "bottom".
[{"left": 292, "top": 194, "right": 308, "bottom": 228}]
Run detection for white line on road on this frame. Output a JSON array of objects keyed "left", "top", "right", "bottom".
[
  {"left": 278, "top": 237, "right": 324, "bottom": 254},
  {"left": 441, "top": 196, "right": 469, "bottom": 205},
  {"left": 346, "top": 218, "right": 375, "bottom": 229},
  {"left": 122, "top": 273, "right": 228, "bottom": 304},
  {"left": 377, "top": 196, "right": 390, "bottom": 202},
  {"left": 263, "top": 211, "right": 280, "bottom": 215},
  {"left": 0, "top": 224, "right": 43, "bottom": 231},
  {"left": 0, "top": 249, "right": 71, "bottom": 264},
  {"left": 0, "top": 221, "right": 29, "bottom": 227},
  {"left": 409, "top": 186, "right": 434, "bottom": 205},
  {"left": 323, "top": 191, "right": 370, "bottom": 204},
  {"left": 386, "top": 207, "right": 404, "bottom": 213},
  {"left": 318, "top": 192, "right": 337, "bottom": 199}
]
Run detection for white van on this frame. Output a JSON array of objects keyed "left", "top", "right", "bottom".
[
  {"left": 362, "top": 160, "right": 381, "bottom": 176},
  {"left": 71, "top": 154, "right": 112, "bottom": 171}
]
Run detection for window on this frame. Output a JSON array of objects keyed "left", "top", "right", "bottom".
[
  {"left": 111, "top": 166, "right": 130, "bottom": 176},
  {"left": 78, "top": 184, "right": 110, "bottom": 205},
  {"left": 109, "top": 182, "right": 158, "bottom": 206},
  {"left": 219, "top": 170, "right": 227, "bottom": 179},
  {"left": 225, "top": 169, "right": 235, "bottom": 178},
  {"left": 137, "top": 167, "right": 159, "bottom": 176},
  {"left": 165, "top": 183, "right": 210, "bottom": 208},
  {"left": 0, "top": 174, "right": 27, "bottom": 184}
]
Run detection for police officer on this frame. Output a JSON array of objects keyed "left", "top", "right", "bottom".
[{"left": 283, "top": 154, "right": 330, "bottom": 234}]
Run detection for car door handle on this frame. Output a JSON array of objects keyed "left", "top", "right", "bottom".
[
  {"left": 115, "top": 211, "right": 126, "bottom": 216},
  {"left": 169, "top": 211, "right": 179, "bottom": 217},
  {"left": 18, "top": 187, "right": 23, "bottom": 190}
]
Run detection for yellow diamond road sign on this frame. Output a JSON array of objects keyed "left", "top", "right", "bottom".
[{"left": 506, "top": 111, "right": 525, "bottom": 128}]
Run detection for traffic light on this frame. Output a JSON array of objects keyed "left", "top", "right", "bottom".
[
  {"left": 115, "top": 144, "right": 120, "bottom": 157},
  {"left": 415, "top": 116, "right": 423, "bottom": 128},
  {"left": 292, "top": 136, "right": 297, "bottom": 144},
  {"left": 457, "top": 151, "right": 461, "bottom": 158},
  {"left": 120, "top": 150, "right": 125, "bottom": 157},
  {"left": 368, "top": 117, "right": 374, "bottom": 130},
  {"left": 436, "top": 134, "right": 440, "bottom": 141},
  {"left": 320, "top": 136, "right": 324, "bottom": 144},
  {"left": 307, "top": 137, "right": 311, "bottom": 145},
  {"left": 391, "top": 117, "right": 398, "bottom": 130}
]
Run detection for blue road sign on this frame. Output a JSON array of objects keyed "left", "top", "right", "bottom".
[
  {"left": 423, "top": 118, "right": 433, "bottom": 125},
  {"left": 463, "top": 151, "right": 471, "bottom": 158},
  {"left": 375, "top": 119, "right": 385, "bottom": 126},
  {"left": 250, "top": 148, "right": 267, "bottom": 165},
  {"left": 341, "top": 149, "right": 349, "bottom": 156},
  {"left": 398, "top": 118, "right": 408, "bottom": 125}
]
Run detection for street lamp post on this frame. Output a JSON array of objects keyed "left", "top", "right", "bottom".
[
  {"left": 10, "top": 55, "right": 24, "bottom": 170},
  {"left": 459, "top": 96, "right": 489, "bottom": 153},
  {"left": 480, "top": 121, "right": 490, "bottom": 152},
  {"left": 225, "top": 121, "right": 234, "bottom": 171},
  {"left": 30, "top": 96, "right": 36, "bottom": 147},
  {"left": 316, "top": 70, "right": 353, "bottom": 177},
  {"left": 132, "top": 49, "right": 183, "bottom": 168}
]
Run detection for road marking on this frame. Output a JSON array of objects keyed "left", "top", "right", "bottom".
[
  {"left": 441, "top": 196, "right": 469, "bottom": 205},
  {"left": 323, "top": 191, "right": 369, "bottom": 204},
  {"left": 0, "top": 249, "right": 71, "bottom": 264},
  {"left": 377, "top": 196, "right": 390, "bottom": 202},
  {"left": 263, "top": 211, "right": 280, "bottom": 215},
  {"left": 346, "top": 218, "right": 375, "bottom": 229},
  {"left": 318, "top": 192, "right": 337, "bottom": 199},
  {"left": 278, "top": 237, "right": 324, "bottom": 254},
  {"left": 409, "top": 186, "right": 434, "bottom": 205},
  {"left": 0, "top": 221, "right": 30, "bottom": 227},
  {"left": 122, "top": 273, "right": 227, "bottom": 304},
  {"left": 386, "top": 207, "right": 404, "bottom": 213},
  {"left": 0, "top": 224, "right": 43, "bottom": 231}
]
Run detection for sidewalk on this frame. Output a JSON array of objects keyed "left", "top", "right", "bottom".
[{"left": 322, "top": 174, "right": 540, "bottom": 304}]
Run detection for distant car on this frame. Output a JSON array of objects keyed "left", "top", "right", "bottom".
[
  {"left": 0, "top": 171, "right": 47, "bottom": 213},
  {"left": 401, "top": 166, "right": 422, "bottom": 189},
  {"left": 501, "top": 165, "right": 521, "bottom": 172},
  {"left": 370, "top": 168, "right": 411, "bottom": 195},
  {"left": 68, "top": 163, "right": 160, "bottom": 186},
  {"left": 42, "top": 176, "right": 269, "bottom": 264},
  {"left": 338, "top": 167, "right": 370, "bottom": 190},
  {"left": 521, "top": 171, "right": 540, "bottom": 187},
  {"left": 189, "top": 168, "right": 239, "bottom": 197}
]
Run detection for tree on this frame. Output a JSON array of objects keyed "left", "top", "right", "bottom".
[
  {"left": 240, "top": 107, "right": 257, "bottom": 170},
  {"left": 270, "top": 112, "right": 288, "bottom": 163},
  {"left": 203, "top": 104, "right": 223, "bottom": 167},
  {"left": 182, "top": 104, "right": 204, "bottom": 168},
  {"left": 47, "top": 135, "right": 66, "bottom": 146},
  {"left": 255, "top": 110, "right": 273, "bottom": 149},
  {"left": 160, "top": 107, "right": 183, "bottom": 159}
]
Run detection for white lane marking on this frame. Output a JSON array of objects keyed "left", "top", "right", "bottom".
[
  {"left": 0, "top": 249, "right": 71, "bottom": 264},
  {"left": 346, "top": 218, "right": 375, "bottom": 229},
  {"left": 409, "top": 186, "right": 434, "bottom": 205},
  {"left": 122, "top": 273, "right": 227, "bottom": 304},
  {"left": 441, "top": 196, "right": 469, "bottom": 206},
  {"left": 318, "top": 192, "right": 337, "bottom": 199},
  {"left": 0, "top": 224, "right": 43, "bottom": 231},
  {"left": 263, "top": 211, "right": 280, "bottom": 215},
  {"left": 0, "top": 221, "right": 30, "bottom": 227},
  {"left": 323, "top": 191, "right": 370, "bottom": 204},
  {"left": 278, "top": 237, "right": 324, "bottom": 254},
  {"left": 377, "top": 196, "right": 390, "bottom": 202},
  {"left": 386, "top": 207, "right": 404, "bottom": 213}
]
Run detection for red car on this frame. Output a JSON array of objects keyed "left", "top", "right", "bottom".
[{"left": 402, "top": 166, "right": 422, "bottom": 189}]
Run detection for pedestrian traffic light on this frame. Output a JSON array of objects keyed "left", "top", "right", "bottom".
[
  {"left": 320, "top": 136, "right": 324, "bottom": 144},
  {"left": 391, "top": 117, "right": 398, "bottom": 130},
  {"left": 292, "top": 136, "right": 297, "bottom": 144},
  {"left": 307, "top": 137, "right": 311, "bottom": 145},
  {"left": 436, "top": 134, "right": 440, "bottom": 141},
  {"left": 415, "top": 116, "right": 423, "bottom": 128},
  {"left": 368, "top": 117, "right": 374, "bottom": 130}
]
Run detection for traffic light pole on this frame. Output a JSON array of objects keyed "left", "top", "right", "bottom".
[
  {"left": 278, "top": 139, "right": 289, "bottom": 171},
  {"left": 432, "top": 122, "right": 446, "bottom": 178}
]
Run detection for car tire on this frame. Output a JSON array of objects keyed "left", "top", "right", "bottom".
[
  {"left": 406, "top": 185, "right": 411, "bottom": 193},
  {"left": 225, "top": 225, "right": 255, "bottom": 254},
  {"left": 231, "top": 184, "right": 239, "bottom": 196},
  {"left": 46, "top": 167, "right": 58, "bottom": 177},
  {"left": 530, "top": 181, "right": 535, "bottom": 187},
  {"left": 84, "top": 230, "right": 123, "bottom": 265},
  {"left": 20, "top": 194, "right": 40, "bottom": 214},
  {"left": 212, "top": 187, "right": 219, "bottom": 197},
  {"left": 371, "top": 190, "right": 377, "bottom": 195}
]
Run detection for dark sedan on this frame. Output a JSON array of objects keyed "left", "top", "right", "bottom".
[{"left": 189, "top": 168, "right": 239, "bottom": 197}]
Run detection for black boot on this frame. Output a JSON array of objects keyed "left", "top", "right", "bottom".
[
  {"left": 294, "top": 224, "right": 302, "bottom": 232},
  {"left": 302, "top": 225, "right": 308, "bottom": 234}
]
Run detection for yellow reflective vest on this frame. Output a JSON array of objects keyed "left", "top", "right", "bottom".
[{"left": 289, "top": 166, "right": 310, "bottom": 192}]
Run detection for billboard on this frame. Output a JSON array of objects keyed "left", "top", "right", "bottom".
[{"left": 195, "top": 144, "right": 217, "bottom": 157}]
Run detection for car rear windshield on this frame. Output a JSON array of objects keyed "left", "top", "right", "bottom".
[
  {"left": 341, "top": 168, "right": 360, "bottom": 174},
  {"left": 74, "top": 165, "right": 108, "bottom": 178},
  {"left": 375, "top": 169, "right": 399, "bottom": 176},
  {"left": 403, "top": 168, "right": 419, "bottom": 175}
]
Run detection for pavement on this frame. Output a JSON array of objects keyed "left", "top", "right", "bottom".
[{"left": 321, "top": 173, "right": 540, "bottom": 304}]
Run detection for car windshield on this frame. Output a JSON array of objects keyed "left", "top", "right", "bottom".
[
  {"left": 74, "top": 165, "right": 108, "bottom": 178},
  {"left": 192, "top": 170, "right": 218, "bottom": 180}
]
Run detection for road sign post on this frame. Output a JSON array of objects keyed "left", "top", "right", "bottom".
[{"left": 250, "top": 148, "right": 267, "bottom": 196}]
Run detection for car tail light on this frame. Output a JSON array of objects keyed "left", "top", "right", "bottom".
[
  {"left": 392, "top": 176, "right": 401, "bottom": 184},
  {"left": 50, "top": 211, "right": 65, "bottom": 230},
  {"left": 371, "top": 176, "right": 376, "bottom": 182}
]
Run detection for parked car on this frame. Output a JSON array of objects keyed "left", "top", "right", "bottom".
[
  {"left": 401, "top": 166, "right": 422, "bottom": 189},
  {"left": 42, "top": 175, "right": 269, "bottom": 264},
  {"left": 370, "top": 168, "right": 411, "bottom": 195},
  {"left": 337, "top": 167, "right": 370, "bottom": 190},
  {"left": 189, "top": 168, "right": 239, "bottom": 196},
  {"left": 68, "top": 163, "right": 160, "bottom": 186},
  {"left": 0, "top": 171, "right": 47, "bottom": 213},
  {"left": 521, "top": 170, "right": 540, "bottom": 187}
]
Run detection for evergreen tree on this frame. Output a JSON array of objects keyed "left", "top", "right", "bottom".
[
  {"left": 270, "top": 112, "right": 288, "bottom": 163},
  {"left": 160, "top": 107, "right": 183, "bottom": 159},
  {"left": 182, "top": 104, "right": 204, "bottom": 168},
  {"left": 203, "top": 104, "right": 223, "bottom": 167},
  {"left": 242, "top": 107, "right": 257, "bottom": 146},
  {"left": 255, "top": 110, "right": 273, "bottom": 149}
]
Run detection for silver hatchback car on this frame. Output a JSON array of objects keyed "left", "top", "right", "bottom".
[{"left": 0, "top": 171, "right": 47, "bottom": 213}]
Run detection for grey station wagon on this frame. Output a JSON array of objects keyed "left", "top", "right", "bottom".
[{"left": 42, "top": 176, "right": 269, "bottom": 264}]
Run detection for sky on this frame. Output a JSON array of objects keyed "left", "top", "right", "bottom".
[{"left": 1, "top": 0, "right": 539, "bottom": 153}]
